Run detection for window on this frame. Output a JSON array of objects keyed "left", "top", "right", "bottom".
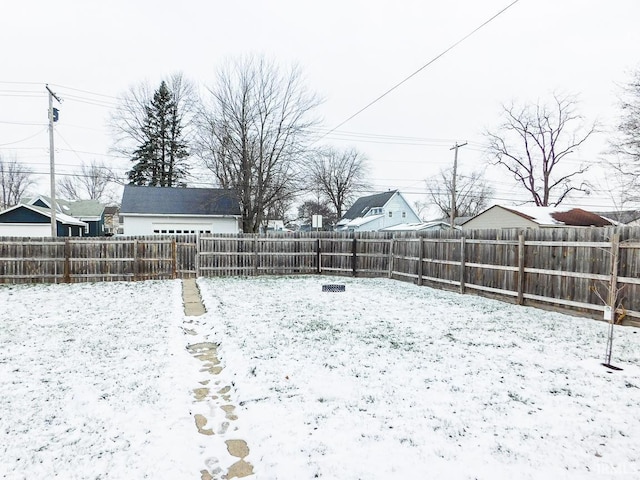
[
  {"left": 153, "top": 229, "right": 160, "bottom": 233},
  {"left": 402, "top": 211, "right": 406, "bottom": 218},
  {"left": 388, "top": 211, "right": 393, "bottom": 218}
]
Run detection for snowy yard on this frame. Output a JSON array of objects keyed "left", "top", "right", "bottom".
[
  {"left": 1, "top": 276, "right": 639, "bottom": 479},
  {"left": 0, "top": 280, "right": 202, "bottom": 479}
]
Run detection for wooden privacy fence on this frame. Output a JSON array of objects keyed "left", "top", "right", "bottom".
[
  {"left": 388, "top": 230, "right": 640, "bottom": 326},
  {"left": 1, "top": 228, "right": 639, "bottom": 326},
  {"left": 0, "top": 236, "right": 183, "bottom": 283}
]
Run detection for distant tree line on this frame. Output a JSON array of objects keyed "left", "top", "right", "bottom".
[
  {"left": 6, "top": 57, "right": 639, "bottom": 230},
  {"left": 110, "top": 56, "right": 370, "bottom": 233}
]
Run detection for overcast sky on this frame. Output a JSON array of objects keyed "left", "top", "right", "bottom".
[{"left": 1, "top": 0, "right": 639, "bottom": 215}]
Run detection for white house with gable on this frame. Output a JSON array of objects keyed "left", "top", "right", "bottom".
[{"left": 335, "top": 190, "right": 421, "bottom": 232}]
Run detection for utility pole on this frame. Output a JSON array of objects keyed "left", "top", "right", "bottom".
[
  {"left": 46, "top": 85, "right": 62, "bottom": 237},
  {"left": 449, "top": 141, "right": 467, "bottom": 230}
]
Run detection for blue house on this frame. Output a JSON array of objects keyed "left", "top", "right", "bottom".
[
  {"left": 0, "top": 203, "right": 87, "bottom": 237},
  {"left": 0, "top": 195, "right": 106, "bottom": 237}
]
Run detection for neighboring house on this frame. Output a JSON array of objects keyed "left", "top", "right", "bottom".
[
  {"left": 103, "top": 206, "right": 120, "bottom": 236},
  {"left": 65, "top": 200, "right": 105, "bottom": 236},
  {"left": 21, "top": 196, "right": 106, "bottom": 236},
  {"left": 263, "top": 219, "right": 287, "bottom": 233},
  {"left": 461, "top": 205, "right": 615, "bottom": 230},
  {"left": 119, "top": 185, "right": 242, "bottom": 235},
  {"left": 335, "top": 190, "right": 421, "bottom": 232},
  {"left": 381, "top": 220, "right": 452, "bottom": 232},
  {"left": 0, "top": 203, "right": 87, "bottom": 237}
]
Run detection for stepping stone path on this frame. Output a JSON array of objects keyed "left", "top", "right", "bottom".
[{"left": 182, "top": 279, "right": 254, "bottom": 479}]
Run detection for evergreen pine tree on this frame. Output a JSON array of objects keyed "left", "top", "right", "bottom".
[{"left": 127, "top": 81, "right": 189, "bottom": 187}]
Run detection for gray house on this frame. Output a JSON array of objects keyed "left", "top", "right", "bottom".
[
  {"left": 120, "top": 185, "right": 242, "bottom": 235},
  {"left": 335, "top": 190, "right": 421, "bottom": 232}
]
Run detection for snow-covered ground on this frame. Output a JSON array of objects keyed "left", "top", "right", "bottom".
[
  {"left": 1, "top": 276, "right": 639, "bottom": 479},
  {"left": 197, "top": 276, "right": 640, "bottom": 480},
  {"left": 0, "top": 280, "right": 202, "bottom": 479}
]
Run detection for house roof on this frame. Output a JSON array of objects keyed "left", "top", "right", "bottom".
[
  {"left": 434, "top": 216, "right": 471, "bottom": 227},
  {"left": 68, "top": 200, "right": 105, "bottom": 218},
  {"left": 22, "top": 195, "right": 105, "bottom": 218},
  {"left": 103, "top": 206, "right": 119, "bottom": 216},
  {"left": 469, "top": 205, "right": 614, "bottom": 227},
  {"left": 1, "top": 203, "right": 87, "bottom": 226},
  {"left": 343, "top": 214, "right": 384, "bottom": 228},
  {"left": 381, "top": 221, "right": 452, "bottom": 232},
  {"left": 505, "top": 206, "right": 613, "bottom": 227},
  {"left": 120, "top": 185, "right": 241, "bottom": 216},
  {"left": 340, "top": 190, "right": 398, "bottom": 221}
]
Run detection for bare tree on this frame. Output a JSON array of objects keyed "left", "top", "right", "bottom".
[
  {"left": 0, "top": 154, "right": 35, "bottom": 210},
  {"left": 425, "top": 168, "right": 494, "bottom": 219},
  {"left": 597, "top": 155, "right": 640, "bottom": 216},
  {"left": 195, "top": 55, "right": 321, "bottom": 233},
  {"left": 304, "top": 147, "right": 369, "bottom": 219},
  {"left": 486, "top": 94, "right": 596, "bottom": 206},
  {"left": 608, "top": 68, "right": 640, "bottom": 196},
  {"left": 297, "top": 199, "right": 337, "bottom": 229},
  {"left": 262, "top": 196, "right": 295, "bottom": 230},
  {"left": 57, "top": 160, "right": 117, "bottom": 202}
]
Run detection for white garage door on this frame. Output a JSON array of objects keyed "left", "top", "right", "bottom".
[{"left": 0, "top": 223, "right": 51, "bottom": 237}]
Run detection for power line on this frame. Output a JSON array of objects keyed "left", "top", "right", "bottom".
[
  {"left": 0, "top": 128, "right": 47, "bottom": 147},
  {"left": 0, "top": 93, "right": 46, "bottom": 98},
  {"left": 49, "top": 84, "right": 119, "bottom": 100},
  {"left": 0, "top": 89, "right": 43, "bottom": 95},
  {"left": 58, "top": 148, "right": 127, "bottom": 159},
  {"left": 55, "top": 129, "right": 89, "bottom": 165},
  {"left": 0, "top": 81, "right": 44, "bottom": 86},
  {"left": 318, "top": 0, "right": 522, "bottom": 141},
  {"left": 0, "top": 120, "right": 46, "bottom": 126},
  {"left": 310, "top": 128, "right": 459, "bottom": 144},
  {"left": 62, "top": 93, "right": 118, "bottom": 109}
]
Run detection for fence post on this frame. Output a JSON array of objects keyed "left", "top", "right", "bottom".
[
  {"left": 254, "top": 235, "right": 259, "bottom": 276},
  {"left": 171, "top": 238, "right": 177, "bottom": 279},
  {"left": 517, "top": 234, "right": 525, "bottom": 305},
  {"left": 608, "top": 233, "right": 620, "bottom": 314},
  {"left": 133, "top": 239, "right": 139, "bottom": 281},
  {"left": 63, "top": 238, "right": 71, "bottom": 283},
  {"left": 352, "top": 236, "right": 358, "bottom": 277},
  {"left": 388, "top": 238, "right": 395, "bottom": 279},
  {"left": 459, "top": 236, "right": 466, "bottom": 294},
  {"left": 417, "top": 237, "right": 424, "bottom": 286},
  {"left": 195, "top": 233, "right": 201, "bottom": 278},
  {"left": 316, "top": 238, "right": 321, "bottom": 274}
]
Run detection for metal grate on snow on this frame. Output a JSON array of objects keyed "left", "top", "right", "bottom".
[{"left": 322, "top": 284, "right": 346, "bottom": 292}]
